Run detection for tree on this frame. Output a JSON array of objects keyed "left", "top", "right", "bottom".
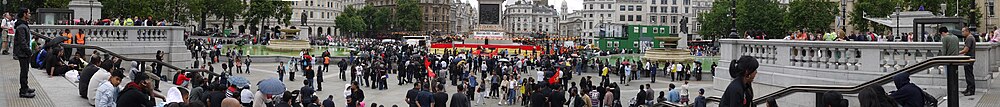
[
  {"left": 395, "top": 0, "right": 423, "bottom": 31},
  {"left": 735, "top": 0, "right": 786, "bottom": 38},
  {"left": 335, "top": 7, "right": 367, "bottom": 37},
  {"left": 101, "top": 0, "right": 173, "bottom": 19},
  {"left": 697, "top": 0, "right": 733, "bottom": 39},
  {"left": 849, "top": 0, "right": 901, "bottom": 33},
  {"left": 784, "top": 0, "right": 838, "bottom": 33},
  {"left": 243, "top": 0, "right": 292, "bottom": 33}
]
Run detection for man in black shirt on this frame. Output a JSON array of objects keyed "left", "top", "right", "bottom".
[
  {"left": 406, "top": 82, "right": 422, "bottom": 107},
  {"left": 960, "top": 27, "right": 978, "bottom": 96},
  {"left": 549, "top": 86, "right": 566, "bottom": 107},
  {"left": 529, "top": 85, "right": 548, "bottom": 107},
  {"left": 433, "top": 85, "right": 449, "bottom": 107}
]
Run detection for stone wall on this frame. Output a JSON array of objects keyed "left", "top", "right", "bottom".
[
  {"left": 713, "top": 39, "right": 1000, "bottom": 106},
  {"left": 31, "top": 25, "right": 190, "bottom": 67}
]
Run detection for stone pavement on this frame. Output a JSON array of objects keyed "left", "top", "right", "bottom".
[
  {"left": 0, "top": 56, "right": 54, "bottom": 107},
  {"left": 1, "top": 54, "right": 722, "bottom": 107}
]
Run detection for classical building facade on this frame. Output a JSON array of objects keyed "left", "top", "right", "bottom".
[
  {"left": 367, "top": 0, "right": 452, "bottom": 34},
  {"left": 451, "top": 1, "right": 478, "bottom": 35},
  {"left": 502, "top": 0, "right": 560, "bottom": 37},
  {"left": 204, "top": 0, "right": 344, "bottom": 36}
]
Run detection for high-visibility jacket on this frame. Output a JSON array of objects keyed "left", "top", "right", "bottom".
[
  {"left": 75, "top": 33, "right": 85, "bottom": 44},
  {"left": 61, "top": 33, "right": 72, "bottom": 44},
  {"left": 323, "top": 57, "right": 330, "bottom": 65}
]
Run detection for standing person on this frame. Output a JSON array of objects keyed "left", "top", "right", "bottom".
[
  {"left": 317, "top": 65, "right": 325, "bottom": 91},
  {"left": 94, "top": 69, "right": 125, "bottom": 107},
  {"left": 323, "top": 51, "right": 331, "bottom": 73},
  {"left": 290, "top": 59, "right": 297, "bottom": 81},
  {"left": 418, "top": 84, "right": 435, "bottom": 107},
  {"left": 1, "top": 13, "right": 11, "bottom": 55},
  {"left": 305, "top": 66, "right": 316, "bottom": 87},
  {"left": 450, "top": 85, "right": 471, "bottom": 107},
  {"left": 692, "top": 89, "right": 706, "bottom": 107},
  {"left": 154, "top": 50, "right": 164, "bottom": 90},
  {"left": 959, "top": 27, "right": 977, "bottom": 96},
  {"left": 340, "top": 59, "right": 347, "bottom": 81},
  {"left": 550, "top": 86, "right": 566, "bottom": 107},
  {"left": 13, "top": 8, "right": 36, "bottom": 98},
  {"left": 278, "top": 62, "right": 286, "bottom": 81},
  {"left": 433, "top": 85, "right": 449, "bottom": 107},
  {"left": 719, "top": 56, "right": 759, "bottom": 107},
  {"left": 406, "top": 82, "right": 422, "bottom": 107},
  {"left": 245, "top": 54, "right": 251, "bottom": 74},
  {"left": 939, "top": 27, "right": 962, "bottom": 103}
]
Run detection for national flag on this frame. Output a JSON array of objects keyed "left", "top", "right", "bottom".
[
  {"left": 549, "top": 68, "right": 561, "bottom": 84},
  {"left": 425, "top": 58, "right": 436, "bottom": 78}
]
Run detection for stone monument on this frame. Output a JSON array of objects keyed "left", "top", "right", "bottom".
[
  {"left": 67, "top": 0, "right": 103, "bottom": 20},
  {"left": 266, "top": 29, "right": 312, "bottom": 51}
]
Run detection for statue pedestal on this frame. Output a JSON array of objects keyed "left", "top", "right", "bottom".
[{"left": 68, "top": 0, "right": 103, "bottom": 20}]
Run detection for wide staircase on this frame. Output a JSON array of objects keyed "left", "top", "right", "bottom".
[{"left": 656, "top": 56, "right": 1000, "bottom": 107}]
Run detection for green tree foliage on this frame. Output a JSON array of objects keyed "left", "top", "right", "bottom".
[
  {"left": 243, "top": 0, "right": 292, "bottom": 28},
  {"left": 735, "top": 0, "right": 786, "bottom": 38},
  {"left": 335, "top": 7, "right": 367, "bottom": 37},
  {"left": 849, "top": 0, "right": 901, "bottom": 33},
  {"left": 784, "top": 0, "right": 838, "bottom": 33},
  {"left": 697, "top": 0, "right": 733, "bottom": 39},
  {"left": 396, "top": 0, "right": 423, "bottom": 31},
  {"left": 1, "top": 0, "right": 69, "bottom": 14},
  {"left": 101, "top": 0, "right": 174, "bottom": 19}
]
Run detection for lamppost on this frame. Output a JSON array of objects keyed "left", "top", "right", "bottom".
[
  {"left": 89, "top": 0, "right": 94, "bottom": 20},
  {"left": 841, "top": 0, "right": 847, "bottom": 31},
  {"left": 728, "top": 0, "right": 737, "bottom": 39}
]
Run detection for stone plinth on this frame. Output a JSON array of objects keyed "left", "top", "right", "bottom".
[{"left": 67, "top": 0, "right": 102, "bottom": 20}]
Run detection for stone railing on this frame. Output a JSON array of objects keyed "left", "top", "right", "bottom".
[
  {"left": 30, "top": 25, "right": 190, "bottom": 66},
  {"left": 714, "top": 39, "right": 1000, "bottom": 106}
]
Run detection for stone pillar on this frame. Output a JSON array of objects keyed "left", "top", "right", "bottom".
[{"left": 67, "top": 0, "right": 103, "bottom": 20}]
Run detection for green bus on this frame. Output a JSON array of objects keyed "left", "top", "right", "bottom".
[{"left": 597, "top": 25, "right": 672, "bottom": 51}]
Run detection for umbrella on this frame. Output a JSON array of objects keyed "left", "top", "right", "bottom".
[
  {"left": 227, "top": 76, "right": 250, "bottom": 88},
  {"left": 43, "top": 36, "right": 69, "bottom": 49},
  {"left": 257, "top": 78, "right": 286, "bottom": 95},
  {"left": 451, "top": 57, "right": 463, "bottom": 63}
]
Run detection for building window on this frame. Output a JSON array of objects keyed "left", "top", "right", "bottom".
[
  {"left": 661, "top": 7, "right": 667, "bottom": 13},
  {"left": 589, "top": 4, "right": 593, "bottom": 9},
  {"left": 672, "top": 0, "right": 677, "bottom": 5},
  {"left": 671, "top": 16, "right": 678, "bottom": 23},
  {"left": 636, "top": 15, "right": 642, "bottom": 21},
  {"left": 685, "top": 7, "right": 689, "bottom": 13},
  {"left": 620, "top": 15, "right": 625, "bottom": 21},
  {"left": 633, "top": 27, "right": 640, "bottom": 33},
  {"left": 651, "top": 6, "right": 657, "bottom": 13},
  {"left": 620, "top": 5, "right": 625, "bottom": 11},
  {"left": 652, "top": 0, "right": 656, "bottom": 4},
  {"left": 650, "top": 16, "right": 657, "bottom": 23},
  {"left": 636, "top": 6, "right": 642, "bottom": 11},
  {"left": 671, "top": 6, "right": 678, "bottom": 13},
  {"left": 661, "top": 0, "right": 668, "bottom": 4},
  {"left": 684, "top": 0, "right": 690, "bottom": 5},
  {"left": 627, "top": 15, "right": 633, "bottom": 21},
  {"left": 661, "top": 16, "right": 667, "bottom": 23}
]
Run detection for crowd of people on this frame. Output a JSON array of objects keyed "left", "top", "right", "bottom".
[
  {"left": 779, "top": 27, "right": 1000, "bottom": 43},
  {"left": 55, "top": 16, "right": 178, "bottom": 26}
]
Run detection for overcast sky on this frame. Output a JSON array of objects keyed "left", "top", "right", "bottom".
[{"left": 463, "top": 0, "right": 583, "bottom": 13}]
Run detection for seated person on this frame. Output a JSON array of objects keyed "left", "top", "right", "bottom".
[{"left": 47, "top": 48, "right": 77, "bottom": 77}]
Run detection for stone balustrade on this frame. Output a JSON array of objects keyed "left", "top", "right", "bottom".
[
  {"left": 30, "top": 25, "right": 190, "bottom": 66},
  {"left": 714, "top": 39, "right": 1000, "bottom": 107}
]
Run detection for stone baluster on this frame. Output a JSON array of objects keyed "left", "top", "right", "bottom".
[
  {"left": 832, "top": 48, "right": 842, "bottom": 70},
  {"left": 824, "top": 48, "right": 833, "bottom": 69},
  {"left": 790, "top": 47, "right": 798, "bottom": 66},
  {"left": 804, "top": 47, "right": 811, "bottom": 67},
  {"left": 894, "top": 49, "right": 906, "bottom": 70},
  {"left": 851, "top": 49, "right": 861, "bottom": 70},
  {"left": 814, "top": 47, "right": 822, "bottom": 67}
]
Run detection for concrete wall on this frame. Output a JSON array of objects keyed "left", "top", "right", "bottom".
[
  {"left": 713, "top": 39, "right": 1000, "bottom": 106},
  {"left": 31, "top": 25, "right": 190, "bottom": 67}
]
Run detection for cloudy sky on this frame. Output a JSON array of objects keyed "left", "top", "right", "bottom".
[{"left": 462, "top": 0, "right": 584, "bottom": 13}]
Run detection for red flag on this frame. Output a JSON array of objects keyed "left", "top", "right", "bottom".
[
  {"left": 549, "top": 68, "right": 561, "bottom": 84},
  {"left": 425, "top": 58, "right": 436, "bottom": 78}
]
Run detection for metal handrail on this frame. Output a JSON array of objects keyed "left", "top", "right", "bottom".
[
  {"left": 31, "top": 31, "right": 218, "bottom": 77},
  {"left": 655, "top": 56, "right": 973, "bottom": 107},
  {"left": 747, "top": 56, "right": 972, "bottom": 105}
]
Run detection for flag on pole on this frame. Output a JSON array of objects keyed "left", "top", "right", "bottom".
[
  {"left": 549, "top": 68, "right": 561, "bottom": 84},
  {"left": 425, "top": 58, "right": 436, "bottom": 78}
]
